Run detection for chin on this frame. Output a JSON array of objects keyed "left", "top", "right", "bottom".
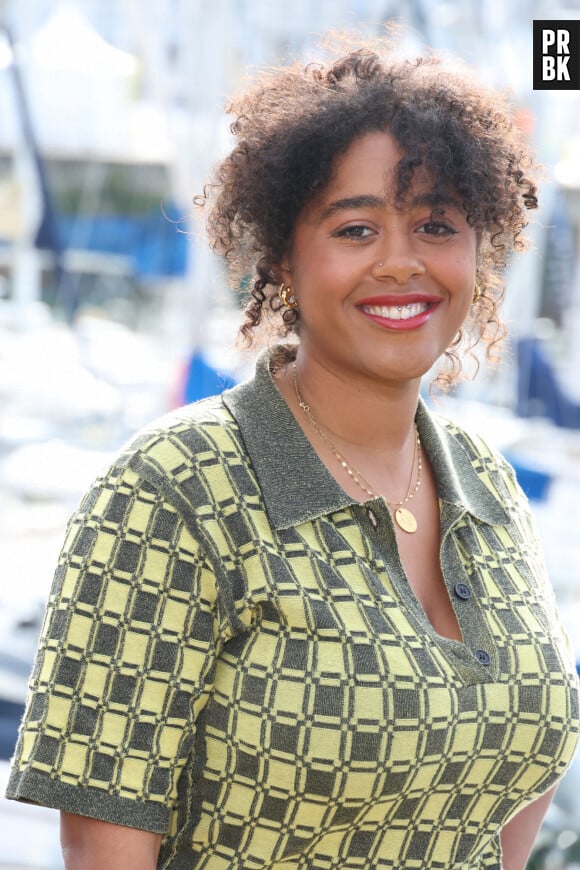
[{"left": 362, "top": 352, "right": 440, "bottom": 384}]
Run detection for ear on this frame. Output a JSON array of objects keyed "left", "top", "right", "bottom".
[{"left": 274, "top": 254, "right": 293, "bottom": 287}]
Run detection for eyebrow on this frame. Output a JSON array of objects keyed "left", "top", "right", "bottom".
[
  {"left": 409, "top": 192, "right": 463, "bottom": 210},
  {"left": 319, "top": 191, "right": 463, "bottom": 219}
]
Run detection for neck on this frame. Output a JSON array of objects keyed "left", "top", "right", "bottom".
[
  {"left": 291, "top": 352, "right": 422, "bottom": 456},
  {"left": 283, "top": 354, "right": 424, "bottom": 525}
]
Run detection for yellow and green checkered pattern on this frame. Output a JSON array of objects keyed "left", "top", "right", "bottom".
[{"left": 7, "top": 353, "right": 580, "bottom": 869}]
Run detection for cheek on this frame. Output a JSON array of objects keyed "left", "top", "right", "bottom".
[
  {"left": 450, "top": 252, "right": 477, "bottom": 292},
  {"left": 462, "top": 237, "right": 479, "bottom": 273},
  {"left": 293, "top": 254, "right": 347, "bottom": 301}
]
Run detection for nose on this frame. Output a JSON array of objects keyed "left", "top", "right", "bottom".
[{"left": 372, "top": 240, "right": 425, "bottom": 284}]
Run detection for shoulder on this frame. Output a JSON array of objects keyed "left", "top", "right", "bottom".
[
  {"left": 119, "top": 394, "right": 245, "bottom": 471},
  {"left": 75, "top": 393, "right": 254, "bottom": 522},
  {"left": 429, "top": 407, "right": 526, "bottom": 509},
  {"left": 435, "top": 411, "right": 510, "bottom": 465}
]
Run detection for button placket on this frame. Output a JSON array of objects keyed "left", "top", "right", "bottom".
[
  {"left": 440, "top": 513, "right": 498, "bottom": 679},
  {"left": 452, "top": 582, "right": 490, "bottom": 667}
]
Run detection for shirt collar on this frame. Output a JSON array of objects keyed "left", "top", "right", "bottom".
[{"left": 222, "top": 349, "right": 508, "bottom": 530}]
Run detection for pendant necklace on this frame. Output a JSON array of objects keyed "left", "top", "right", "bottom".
[{"left": 292, "top": 365, "right": 422, "bottom": 533}]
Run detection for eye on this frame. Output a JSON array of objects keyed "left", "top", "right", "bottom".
[
  {"left": 418, "top": 205, "right": 461, "bottom": 238},
  {"left": 418, "top": 220, "right": 458, "bottom": 237},
  {"left": 332, "top": 224, "right": 375, "bottom": 240}
]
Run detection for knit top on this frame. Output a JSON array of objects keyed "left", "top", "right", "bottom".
[{"left": 7, "top": 350, "right": 580, "bottom": 869}]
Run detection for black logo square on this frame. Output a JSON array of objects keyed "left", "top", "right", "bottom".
[{"left": 533, "top": 20, "right": 580, "bottom": 90}]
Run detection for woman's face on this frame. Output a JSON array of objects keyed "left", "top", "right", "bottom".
[{"left": 278, "top": 130, "right": 478, "bottom": 388}]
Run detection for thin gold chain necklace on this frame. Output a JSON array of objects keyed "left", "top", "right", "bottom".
[{"left": 292, "top": 365, "right": 422, "bottom": 533}]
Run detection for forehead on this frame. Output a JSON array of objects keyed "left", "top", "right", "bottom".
[
  {"left": 332, "top": 130, "right": 406, "bottom": 182},
  {"left": 316, "top": 130, "right": 450, "bottom": 209}
]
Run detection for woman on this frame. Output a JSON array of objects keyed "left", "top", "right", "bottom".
[{"left": 7, "top": 40, "right": 580, "bottom": 869}]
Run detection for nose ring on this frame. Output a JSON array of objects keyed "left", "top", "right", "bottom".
[{"left": 377, "top": 261, "right": 383, "bottom": 267}]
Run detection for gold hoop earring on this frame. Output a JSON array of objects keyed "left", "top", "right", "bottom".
[
  {"left": 279, "top": 284, "right": 298, "bottom": 309},
  {"left": 472, "top": 283, "right": 482, "bottom": 304}
]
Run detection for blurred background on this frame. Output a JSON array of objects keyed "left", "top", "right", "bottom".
[{"left": 0, "top": 1, "right": 579, "bottom": 868}]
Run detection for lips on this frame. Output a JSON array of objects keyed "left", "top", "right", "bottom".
[{"left": 356, "top": 294, "right": 441, "bottom": 331}]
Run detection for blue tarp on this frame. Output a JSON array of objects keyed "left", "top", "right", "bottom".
[
  {"left": 517, "top": 337, "right": 580, "bottom": 430},
  {"left": 57, "top": 203, "right": 189, "bottom": 278},
  {"left": 0, "top": 698, "right": 23, "bottom": 760},
  {"left": 182, "top": 353, "right": 237, "bottom": 404}
]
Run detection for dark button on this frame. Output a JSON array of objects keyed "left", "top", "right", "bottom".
[
  {"left": 454, "top": 582, "right": 472, "bottom": 600},
  {"left": 474, "top": 649, "right": 491, "bottom": 666}
]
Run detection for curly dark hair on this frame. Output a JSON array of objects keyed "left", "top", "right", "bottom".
[{"left": 198, "top": 36, "right": 538, "bottom": 388}]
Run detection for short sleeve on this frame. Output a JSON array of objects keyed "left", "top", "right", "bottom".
[{"left": 6, "top": 461, "right": 220, "bottom": 833}]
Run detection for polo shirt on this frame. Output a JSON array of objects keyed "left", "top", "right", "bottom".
[{"left": 6, "top": 349, "right": 580, "bottom": 869}]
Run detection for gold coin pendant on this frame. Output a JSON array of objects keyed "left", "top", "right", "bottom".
[{"left": 394, "top": 507, "right": 418, "bottom": 534}]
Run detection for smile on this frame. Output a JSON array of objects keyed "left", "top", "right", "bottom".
[{"left": 360, "top": 302, "right": 431, "bottom": 321}]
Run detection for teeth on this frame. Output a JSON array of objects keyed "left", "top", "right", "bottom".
[{"left": 362, "top": 303, "right": 429, "bottom": 320}]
